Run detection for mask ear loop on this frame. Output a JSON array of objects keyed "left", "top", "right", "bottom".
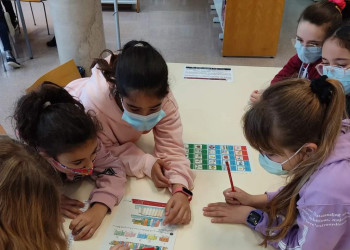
[{"left": 280, "top": 144, "right": 305, "bottom": 165}]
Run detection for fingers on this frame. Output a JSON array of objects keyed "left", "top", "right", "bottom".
[
  {"left": 77, "top": 227, "right": 95, "bottom": 241},
  {"left": 61, "top": 195, "right": 85, "bottom": 207},
  {"left": 61, "top": 208, "right": 81, "bottom": 219},
  {"left": 153, "top": 162, "right": 170, "bottom": 188},
  {"left": 169, "top": 205, "right": 186, "bottom": 225},
  {"left": 110, "top": 245, "right": 129, "bottom": 250},
  {"left": 157, "top": 159, "right": 171, "bottom": 170},
  {"left": 225, "top": 198, "right": 241, "bottom": 205},
  {"left": 207, "top": 202, "right": 228, "bottom": 207},
  {"left": 163, "top": 199, "right": 175, "bottom": 225}
]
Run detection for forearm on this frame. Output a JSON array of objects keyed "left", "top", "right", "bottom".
[{"left": 250, "top": 194, "right": 268, "bottom": 209}]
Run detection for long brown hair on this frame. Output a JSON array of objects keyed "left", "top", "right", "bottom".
[
  {"left": 0, "top": 136, "right": 67, "bottom": 250},
  {"left": 243, "top": 78, "right": 346, "bottom": 244}
]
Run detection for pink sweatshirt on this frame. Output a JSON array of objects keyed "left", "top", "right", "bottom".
[
  {"left": 49, "top": 141, "right": 126, "bottom": 211},
  {"left": 66, "top": 63, "right": 194, "bottom": 190}
]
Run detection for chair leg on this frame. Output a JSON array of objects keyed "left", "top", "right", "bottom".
[
  {"left": 29, "top": 2, "right": 36, "bottom": 26},
  {"left": 13, "top": 1, "right": 21, "bottom": 33},
  {"left": 0, "top": 52, "right": 7, "bottom": 72},
  {"left": 42, "top": 2, "right": 50, "bottom": 35},
  {"left": 136, "top": 0, "right": 140, "bottom": 13}
]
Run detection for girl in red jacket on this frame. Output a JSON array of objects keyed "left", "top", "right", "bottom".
[{"left": 250, "top": 0, "right": 349, "bottom": 103}]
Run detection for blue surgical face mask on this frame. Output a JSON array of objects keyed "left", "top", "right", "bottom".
[
  {"left": 322, "top": 65, "right": 350, "bottom": 94},
  {"left": 258, "top": 146, "right": 304, "bottom": 175},
  {"left": 294, "top": 40, "right": 322, "bottom": 64},
  {"left": 122, "top": 105, "right": 166, "bottom": 131}
]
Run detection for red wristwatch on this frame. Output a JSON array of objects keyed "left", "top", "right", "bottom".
[{"left": 172, "top": 186, "right": 193, "bottom": 201}]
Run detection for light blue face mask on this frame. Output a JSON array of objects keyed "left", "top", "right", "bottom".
[
  {"left": 258, "top": 146, "right": 304, "bottom": 175},
  {"left": 122, "top": 106, "right": 166, "bottom": 131},
  {"left": 294, "top": 40, "right": 322, "bottom": 64},
  {"left": 322, "top": 65, "right": 350, "bottom": 94}
]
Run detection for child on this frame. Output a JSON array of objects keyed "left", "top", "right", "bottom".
[
  {"left": 316, "top": 24, "right": 350, "bottom": 114},
  {"left": 66, "top": 40, "right": 195, "bottom": 225},
  {"left": 250, "top": 0, "right": 348, "bottom": 103},
  {"left": 13, "top": 82, "right": 127, "bottom": 241},
  {"left": 0, "top": 135, "right": 66, "bottom": 249},
  {"left": 204, "top": 77, "right": 350, "bottom": 249}
]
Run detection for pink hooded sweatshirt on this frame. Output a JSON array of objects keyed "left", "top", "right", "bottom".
[
  {"left": 66, "top": 63, "right": 194, "bottom": 190},
  {"left": 49, "top": 141, "right": 126, "bottom": 211}
]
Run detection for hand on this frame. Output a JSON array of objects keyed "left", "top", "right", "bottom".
[
  {"left": 224, "top": 187, "right": 268, "bottom": 209},
  {"left": 203, "top": 202, "right": 253, "bottom": 224},
  {"left": 110, "top": 244, "right": 129, "bottom": 250},
  {"left": 163, "top": 192, "right": 191, "bottom": 225},
  {"left": 61, "top": 194, "right": 85, "bottom": 219},
  {"left": 151, "top": 159, "right": 171, "bottom": 188},
  {"left": 69, "top": 203, "right": 108, "bottom": 240},
  {"left": 223, "top": 187, "right": 253, "bottom": 206},
  {"left": 250, "top": 90, "right": 262, "bottom": 104}
]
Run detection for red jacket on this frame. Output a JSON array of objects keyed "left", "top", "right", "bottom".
[{"left": 271, "top": 54, "right": 321, "bottom": 84}]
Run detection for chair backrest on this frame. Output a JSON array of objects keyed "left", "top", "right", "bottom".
[
  {"left": 26, "top": 59, "right": 81, "bottom": 93},
  {"left": 0, "top": 125, "right": 6, "bottom": 135}
]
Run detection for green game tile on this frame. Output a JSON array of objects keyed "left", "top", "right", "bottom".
[
  {"left": 202, "top": 150, "right": 208, "bottom": 155},
  {"left": 188, "top": 144, "right": 194, "bottom": 149},
  {"left": 188, "top": 153, "right": 194, "bottom": 159},
  {"left": 202, "top": 159, "right": 208, "bottom": 165},
  {"left": 216, "top": 165, "right": 222, "bottom": 170},
  {"left": 202, "top": 164, "right": 208, "bottom": 170},
  {"left": 202, "top": 144, "right": 207, "bottom": 149},
  {"left": 189, "top": 148, "right": 194, "bottom": 154}
]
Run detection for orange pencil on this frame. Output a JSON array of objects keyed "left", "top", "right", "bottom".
[{"left": 225, "top": 161, "right": 235, "bottom": 192}]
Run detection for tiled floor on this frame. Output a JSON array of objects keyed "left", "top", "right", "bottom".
[{"left": 0, "top": 0, "right": 311, "bottom": 133}]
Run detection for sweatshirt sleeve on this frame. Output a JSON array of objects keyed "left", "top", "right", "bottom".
[
  {"left": 254, "top": 204, "right": 349, "bottom": 249},
  {"left": 153, "top": 95, "right": 195, "bottom": 190},
  {"left": 89, "top": 142, "right": 127, "bottom": 211},
  {"left": 98, "top": 130, "right": 157, "bottom": 179},
  {"left": 271, "top": 54, "right": 301, "bottom": 84}
]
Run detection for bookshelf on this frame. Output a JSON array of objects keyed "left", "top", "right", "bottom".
[{"left": 212, "top": 0, "right": 285, "bottom": 57}]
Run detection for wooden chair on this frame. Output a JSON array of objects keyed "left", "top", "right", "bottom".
[
  {"left": 20, "top": 0, "right": 50, "bottom": 35},
  {"left": 26, "top": 59, "right": 81, "bottom": 93},
  {"left": 0, "top": 124, "right": 6, "bottom": 135}
]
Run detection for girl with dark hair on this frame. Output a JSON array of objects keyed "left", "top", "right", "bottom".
[
  {"left": 66, "top": 40, "right": 195, "bottom": 226},
  {"left": 316, "top": 24, "right": 350, "bottom": 114},
  {"left": 204, "top": 77, "right": 350, "bottom": 249},
  {"left": 13, "top": 82, "right": 127, "bottom": 241},
  {"left": 250, "top": 0, "right": 349, "bottom": 103}
]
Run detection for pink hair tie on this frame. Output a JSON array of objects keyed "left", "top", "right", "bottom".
[{"left": 329, "top": 0, "right": 346, "bottom": 10}]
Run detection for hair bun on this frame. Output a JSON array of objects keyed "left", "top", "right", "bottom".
[{"left": 310, "top": 75, "right": 334, "bottom": 104}]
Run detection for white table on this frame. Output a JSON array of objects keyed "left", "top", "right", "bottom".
[{"left": 65, "top": 63, "right": 285, "bottom": 250}]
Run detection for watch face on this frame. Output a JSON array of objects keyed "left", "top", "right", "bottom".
[
  {"left": 248, "top": 211, "right": 261, "bottom": 226},
  {"left": 182, "top": 187, "right": 193, "bottom": 196}
]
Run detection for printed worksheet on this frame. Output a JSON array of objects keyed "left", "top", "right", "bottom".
[
  {"left": 183, "top": 65, "right": 234, "bottom": 82},
  {"left": 185, "top": 143, "right": 252, "bottom": 172},
  {"left": 100, "top": 198, "right": 177, "bottom": 250}
]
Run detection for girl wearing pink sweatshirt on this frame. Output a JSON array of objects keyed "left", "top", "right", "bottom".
[
  {"left": 13, "top": 82, "right": 127, "bottom": 241},
  {"left": 66, "top": 40, "right": 195, "bottom": 225}
]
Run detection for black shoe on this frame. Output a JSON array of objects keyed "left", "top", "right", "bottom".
[
  {"left": 6, "top": 56, "right": 21, "bottom": 68},
  {"left": 47, "top": 37, "right": 56, "bottom": 47}
]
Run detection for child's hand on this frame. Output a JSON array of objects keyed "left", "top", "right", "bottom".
[
  {"left": 61, "top": 194, "right": 85, "bottom": 219},
  {"left": 151, "top": 159, "right": 171, "bottom": 188},
  {"left": 224, "top": 188, "right": 268, "bottom": 209},
  {"left": 110, "top": 244, "right": 129, "bottom": 250},
  {"left": 203, "top": 202, "right": 253, "bottom": 224},
  {"left": 69, "top": 203, "right": 108, "bottom": 241},
  {"left": 163, "top": 192, "right": 191, "bottom": 225},
  {"left": 250, "top": 90, "right": 262, "bottom": 103},
  {"left": 223, "top": 187, "right": 253, "bottom": 206}
]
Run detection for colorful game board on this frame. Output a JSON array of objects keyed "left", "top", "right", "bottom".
[
  {"left": 100, "top": 198, "right": 177, "bottom": 250},
  {"left": 185, "top": 143, "right": 252, "bottom": 172}
]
